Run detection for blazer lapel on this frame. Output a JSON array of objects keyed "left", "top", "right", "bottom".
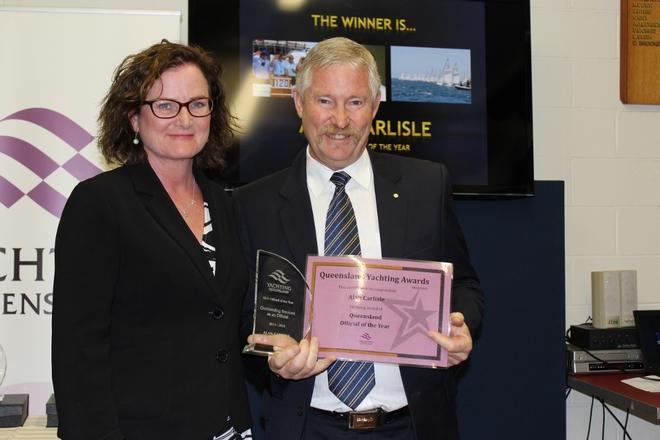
[
  {"left": 370, "top": 152, "right": 406, "bottom": 258},
  {"left": 129, "top": 163, "right": 219, "bottom": 301},
  {"left": 279, "top": 152, "right": 318, "bottom": 271}
]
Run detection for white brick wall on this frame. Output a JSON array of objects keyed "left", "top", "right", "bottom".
[{"left": 531, "top": 0, "right": 660, "bottom": 438}]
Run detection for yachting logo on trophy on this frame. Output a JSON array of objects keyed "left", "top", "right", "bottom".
[
  {"left": 0, "top": 108, "right": 102, "bottom": 218},
  {"left": 268, "top": 269, "right": 291, "bottom": 284}
]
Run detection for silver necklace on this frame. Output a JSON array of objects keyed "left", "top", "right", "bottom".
[{"left": 179, "top": 180, "right": 197, "bottom": 219}]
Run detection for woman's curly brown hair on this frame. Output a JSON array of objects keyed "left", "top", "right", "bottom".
[{"left": 97, "top": 40, "right": 234, "bottom": 170}]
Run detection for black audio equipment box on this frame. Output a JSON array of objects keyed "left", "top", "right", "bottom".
[{"left": 568, "top": 324, "right": 639, "bottom": 350}]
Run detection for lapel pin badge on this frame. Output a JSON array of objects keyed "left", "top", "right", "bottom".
[{"left": 393, "top": 193, "right": 399, "bottom": 199}]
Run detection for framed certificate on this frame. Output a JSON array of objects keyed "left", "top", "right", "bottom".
[{"left": 305, "top": 256, "right": 452, "bottom": 368}]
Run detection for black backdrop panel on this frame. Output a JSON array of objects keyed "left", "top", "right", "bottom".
[{"left": 453, "top": 181, "right": 565, "bottom": 439}]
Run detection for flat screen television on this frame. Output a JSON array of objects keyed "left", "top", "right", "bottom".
[{"left": 189, "top": 0, "right": 533, "bottom": 196}]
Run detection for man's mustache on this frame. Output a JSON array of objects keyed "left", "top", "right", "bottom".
[{"left": 321, "top": 126, "right": 359, "bottom": 137}]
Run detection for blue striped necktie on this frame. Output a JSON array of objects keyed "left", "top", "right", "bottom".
[{"left": 324, "top": 171, "right": 375, "bottom": 409}]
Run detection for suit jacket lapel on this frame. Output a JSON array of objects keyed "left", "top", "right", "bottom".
[
  {"left": 370, "top": 152, "right": 406, "bottom": 258},
  {"left": 279, "top": 151, "right": 318, "bottom": 271},
  {"left": 129, "top": 163, "right": 219, "bottom": 301},
  {"left": 277, "top": 151, "right": 406, "bottom": 265}
]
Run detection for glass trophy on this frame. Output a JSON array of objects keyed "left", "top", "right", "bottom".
[
  {"left": 0, "top": 344, "right": 5, "bottom": 401},
  {"left": 243, "top": 250, "right": 312, "bottom": 356}
]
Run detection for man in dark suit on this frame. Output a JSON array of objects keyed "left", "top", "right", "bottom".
[{"left": 233, "top": 37, "right": 483, "bottom": 440}]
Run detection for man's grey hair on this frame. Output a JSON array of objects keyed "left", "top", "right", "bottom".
[{"left": 294, "top": 37, "right": 381, "bottom": 102}]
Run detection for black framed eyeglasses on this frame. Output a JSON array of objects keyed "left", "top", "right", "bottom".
[{"left": 143, "top": 98, "right": 213, "bottom": 119}]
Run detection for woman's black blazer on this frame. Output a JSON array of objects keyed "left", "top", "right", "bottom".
[{"left": 52, "top": 162, "right": 250, "bottom": 439}]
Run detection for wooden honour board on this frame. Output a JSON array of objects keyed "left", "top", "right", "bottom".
[{"left": 620, "top": 0, "right": 660, "bottom": 104}]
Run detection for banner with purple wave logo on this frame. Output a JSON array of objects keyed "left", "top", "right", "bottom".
[{"left": 0, "top": 5, "right": 182, "bottom": 417}]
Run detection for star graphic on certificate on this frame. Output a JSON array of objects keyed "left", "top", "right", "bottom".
[{"left": 383, "top": 291, "right": 437, "bottom": 349}]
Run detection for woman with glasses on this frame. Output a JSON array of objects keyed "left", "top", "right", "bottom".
[{"left": 52, "top": 40, "right": 252, "bottom": 440}]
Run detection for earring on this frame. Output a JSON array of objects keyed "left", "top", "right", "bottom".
[{"left": 133, "top": 132, "right": 139, "bottom": 145}]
